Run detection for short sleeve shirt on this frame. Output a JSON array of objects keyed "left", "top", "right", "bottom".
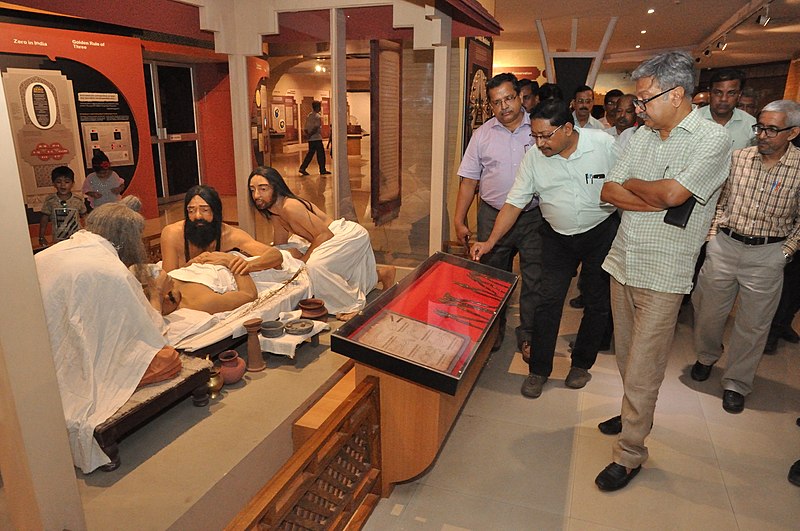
[
  {"left": 697, "top": 106, "right": 756, "bottom": 151},
  {"left": 457, "top": 114, "right": 537, "bottom": 210},
  {"left": 602, "top": 109, "right": 732, "bottom": 294},
  {"left": 507, "top": 128, "right": 617, "bottom": 235},
  {"left": 41, "top": 194, "right": 86, "bottom": 242}
]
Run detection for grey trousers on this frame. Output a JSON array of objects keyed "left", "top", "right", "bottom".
[
  {"left": 611, "top": 278, "right": 683, "bottom": 468},
  {"left": 692, "top": 232, "right": 785, "bottom": 396}
]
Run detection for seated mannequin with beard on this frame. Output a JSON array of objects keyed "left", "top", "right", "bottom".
[
  {"left": 148, "top": 267, "right": 258, "bottom": 316},
  {"left": 160, "top": 184, "right": 282, "bottom": 275}
]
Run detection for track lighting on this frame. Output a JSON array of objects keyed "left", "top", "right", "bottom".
[{"left": 716, "top": 35, "right": 728, "bottom": 50}]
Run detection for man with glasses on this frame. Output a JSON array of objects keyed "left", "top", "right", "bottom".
[
  {"left": 596, "top": 51, "right": 731, "bottom": 491},
  {"left": 471, "top": 99, "right": 618, "bottom": 398},
  {"left": 571, "top": 85, "right": 604, "bottom": 130},
  {"left": 455, "top": 72, "right": 543, "bottom": 355},
  {"left": 690, "top": 100, "right": 800, "bottom": 414},
  {"left": 160, "top": 184, "right": 282, "bottom": 274},
  {"left": 698, "top": 68, "right": 756, "bottom": 150}
]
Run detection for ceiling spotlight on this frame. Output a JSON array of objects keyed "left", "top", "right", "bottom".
[
  {"left": 757, "top": 4, "right": 770, "bottom": 26},
  {"left": 703, "top": 48, "right": 711, "bottom": 57},
  {"left": 641, "top": 30, "right": 647, "bottom": 34},
  {"left": 647, "top": 8, "right": 655, "bottom": 14},
  {"left": 635, "top": 44, "right": 641, "bottom": 49},
  {"left": 716, "top": 35, "right": 728, "bottom": 50}
]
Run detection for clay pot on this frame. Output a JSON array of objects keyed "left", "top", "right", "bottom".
[
  {"left": 298, "top": 298, "right": 329, "bottom": 321},
  {"left": 218, "top": 350, "right": 246, "bottom": 384},
  {"left": 260, "top": 320, "right": 285, "bottom": 338}
]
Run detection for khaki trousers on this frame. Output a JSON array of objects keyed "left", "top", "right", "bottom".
[
  {"left": 692, "top": 232, "right": 785, "bottom": 395},
  {"left": 610, "top": 278, "right": 683, "bottom": 468}
]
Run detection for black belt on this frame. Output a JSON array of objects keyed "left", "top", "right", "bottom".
[{"left": 720, "top": 227, "right": 785, "bottom": 246}]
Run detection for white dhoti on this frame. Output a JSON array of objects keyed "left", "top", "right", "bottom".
[
  {"left": 305, "top": 219, "right": 378, "bottom": 314},
  {"left": 35, "top": 231, "right": 166, "bottom": 473}
]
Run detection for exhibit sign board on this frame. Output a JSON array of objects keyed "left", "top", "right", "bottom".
[{"left": 332, "top": 252, "right": 517, "bottom": 395}]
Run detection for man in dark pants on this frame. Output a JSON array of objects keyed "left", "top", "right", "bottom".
[
  {"left": 454, "top": 72, "right": 543, "bottom": 354},
  {"left": 471, "top": 99, "right": 618, "bottom": 397},
  {"left": 765, "top": 257, "right": 800, "bottom": 353},
  {"left": 299, "top": 101, "right": 329, "bottom": 176}
]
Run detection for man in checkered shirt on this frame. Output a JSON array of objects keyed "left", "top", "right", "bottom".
[
  {"left": 690, "top": 100, "right": 800, "bottom": 414},
  {"left": 594, "top": 51, "right": 732, "bottom": 492}
]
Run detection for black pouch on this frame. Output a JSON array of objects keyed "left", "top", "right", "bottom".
[{"left": 664, "top": 196, "right": 696, "bottom": 228}]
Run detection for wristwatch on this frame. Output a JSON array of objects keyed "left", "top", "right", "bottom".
[{"left": 783, "top": 251, "right": 793, "bottom": 264}]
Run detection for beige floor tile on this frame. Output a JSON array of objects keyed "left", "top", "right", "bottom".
[{"left": 569, "top": 432, "right": 737, "bottom": 531}]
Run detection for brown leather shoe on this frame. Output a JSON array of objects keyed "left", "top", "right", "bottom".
[{"left": 565, "top": 367, "right": 592, "bottom": 389}]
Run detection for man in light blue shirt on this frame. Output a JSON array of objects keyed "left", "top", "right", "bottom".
[
  {"left": 696, "top": 68, "right": 756, "bottom": 151},
  {"left": 471, "top": 99, "right": 618, "bottom": 399}
]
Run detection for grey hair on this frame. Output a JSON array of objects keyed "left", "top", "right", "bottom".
[
  {"left": 119, "top": 195, "right": 142, "bottom": 212},
  {"left": 85, "top": 203, "right": 146, "bottom": 270},
  {"left": 632, "top": 51, "right": 696, "bottom": 100},
  {"left": 761, "top": 100, "right": 800, "bottom": 127}
]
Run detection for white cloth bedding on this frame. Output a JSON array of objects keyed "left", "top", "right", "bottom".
[
  {"left": 35, "top": 231, "right": 166, "bottom": 473},
  {"left": 172, "top": 250, "right": 313, "bottom": 351},
  {"left": 305, "top": 218, "right": 378, "bottom": 314},
  {"left": 167, "top": 262, "right": 237, "bottom": 294}
]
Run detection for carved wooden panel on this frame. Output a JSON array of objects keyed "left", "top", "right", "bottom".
[{"left": 227, "top": 376, "right": 381, "bottom": 530}]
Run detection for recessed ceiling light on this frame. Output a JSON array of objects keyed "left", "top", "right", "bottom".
[
  {"left": 635, "top": 44, "right": 641, "bottom": 49},
  {"left": 647, "top": 8, "right": 655, "bottom": 14},
  {"left": 641, "top": 30, "right": 647, "bottom": 34}
]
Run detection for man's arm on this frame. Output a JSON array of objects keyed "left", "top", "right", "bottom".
[
  {"left": 470, "top": 203, "right": 523, "bottom": 260},
  {"left": 600, "top": 182, "right": 663, "bottom": 212},
  {"left": 621, "top": 178, "right": 693, "bottom": 209},
  {"left": 453, "top": 178, "right": 479, "bottom": 245}
]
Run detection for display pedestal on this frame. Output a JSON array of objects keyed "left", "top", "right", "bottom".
[{"left": 353, "top": 322, "right": 498, "bottom": 496}]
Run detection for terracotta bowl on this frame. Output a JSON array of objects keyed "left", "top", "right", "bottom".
[
  {"left": 260, "top": 320, "right": 285, "bottom": 338},
  {"left": 285, "top": 319, "right": 314, "bottom": 335},
  {"left": 298, "top": 298, "right": 329, "bottom": 321}
]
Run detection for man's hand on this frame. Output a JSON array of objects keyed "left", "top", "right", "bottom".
[
  {"left": 189, "top": 251, "right": 251, "bottom": 275},
  {"left": 455, "top": 222, "right": 472, "bottom": 246},
  {"left": 153, "top": 270, "right": 173, "bottom": 296},
  {"left": 470, "top": 241, "right": 494, "bottom": 261}
]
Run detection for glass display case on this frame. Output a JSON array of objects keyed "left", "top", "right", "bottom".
[{"left": 332, "top": 252, "right": 518, "bottom": 395}]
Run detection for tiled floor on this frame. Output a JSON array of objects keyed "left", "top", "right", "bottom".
[{"left": 364, "top": 283, "right": 800, "bottom": 530}]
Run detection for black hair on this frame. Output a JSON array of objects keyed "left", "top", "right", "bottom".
[
  {"left": 486, "top": 73, "right": 519, "bottom": 95},
  {"left": 183, "top": 184, "right": 223, "bottom": 259},
  {"left": 248, "top": 166, "right": 314, "bottom": 220},
  {"left": 709, "top": 68, "right": 746, "bottom": 90},
  {"left": 518, "top": 78, "right": 540, "bottom": 94},
  {"left": 531, "top": 98, "right": 574, "bottom": 127},
  {"left": 538, "top": 83, "right": 563, "bottom": 101},
  {"left": 91, "top": 150, "right": 110, "bottom": 172},
  {"left": 573, "top": 85, "right": 594, "bottom": 99},
  {"left": 604, "top": 89, "right": 624, "bottom": 105},
  {"left": 311, "top": 100, "right": 322, "bottom": 112},
  {"left": 51, "top": 166, "right": 74, "bottom": 182}
]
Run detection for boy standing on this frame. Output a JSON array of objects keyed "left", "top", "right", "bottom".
[{"left": 39, "top": 166, "right": 87, "bottom": 246}]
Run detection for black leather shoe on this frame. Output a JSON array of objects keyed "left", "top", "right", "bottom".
[
  {"left": 595, "top": 462, "right": 641, "bottom": 491},
  {"left": 568, "top": 295, "right": 584, "bottom": 309},
  {"left": 764, "top": 335, "right": 779, "bottom": 354},
  {"left": 598, "top": 415, "right": 622, "bottom": 435},
  {"left": 320, "top": 170, "right": 331, "bottom": 175},
  {"left": 782, "top": 327, "right": 800, "bottom": 343},
  {"left": 299, "top": 168, "right": 309, "bottom": 176},
  {"left": 722, "top": 390, "right": 745, "bottom": 413},
  {"left": 690, "top": 361, "right": 713, "bottom": 382},
  {"left": 789, "top": 460, "right": 800, "bottom": 487}
]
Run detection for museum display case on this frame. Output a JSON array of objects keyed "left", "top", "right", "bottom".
[{"left": 332, "top": 251, "right": 517, "bottom": 395}]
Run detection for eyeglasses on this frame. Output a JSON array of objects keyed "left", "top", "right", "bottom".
[
  {"left": 632, "top": 86, "right": 679, "bottom": 111},
  {"left": 489, "top": 94, "right": 518, "bottom": 108},
  {"left": 752, "top": 124, "right": 794, "bottom": 138},
  {"left": 531, "top": 123, "right": 564, "bottom": 141}
]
